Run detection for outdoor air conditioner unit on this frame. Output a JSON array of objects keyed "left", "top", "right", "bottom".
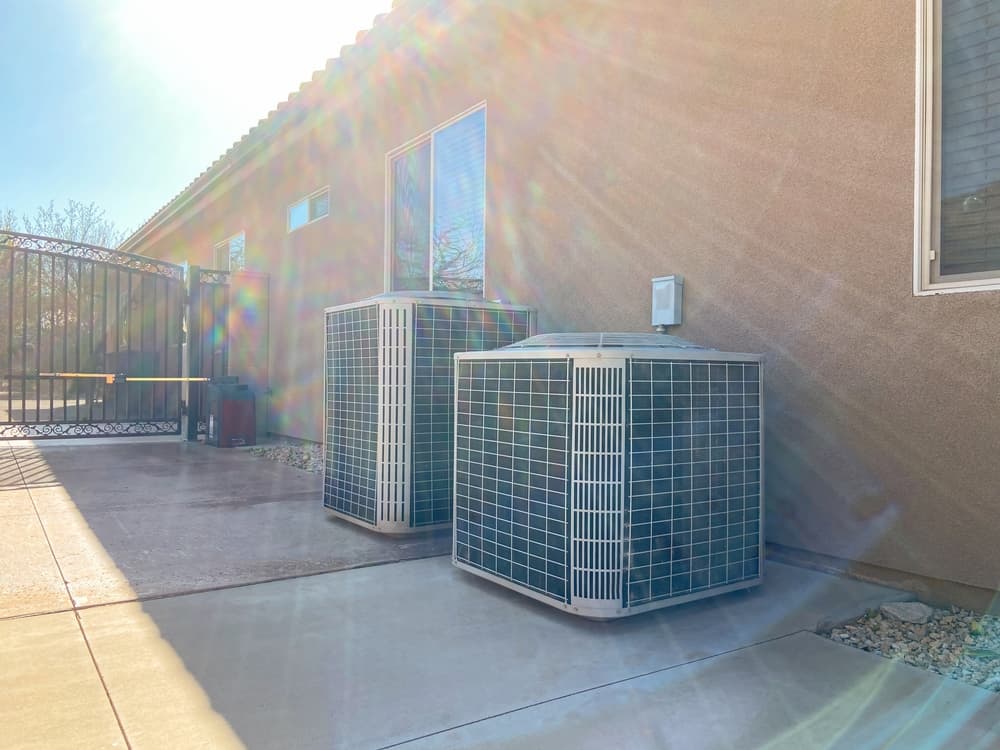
[
  {"left": 324, "top": 292, "right": 533, "bottom": 533},
  {"left": 453, "top": 332, "right": 763, "bottom": 618}
]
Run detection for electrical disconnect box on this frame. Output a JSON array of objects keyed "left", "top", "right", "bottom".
[{"left": 651, "top": 275, "right": 684, "bottom": 329}]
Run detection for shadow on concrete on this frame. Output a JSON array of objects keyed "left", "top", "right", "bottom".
[
  {"left": 9, "top": 440, "right": 998, "bottom": 749},
  {"left": 15, "top": 440, "right": 450, "bottom": 603}
]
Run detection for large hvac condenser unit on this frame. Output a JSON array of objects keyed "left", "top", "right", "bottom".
[
  {"left": 453, "top": 333, "right": 763, "bottom": 618},
  {"left": 324, "top": 292, "right": 533, "bottom": 533}
]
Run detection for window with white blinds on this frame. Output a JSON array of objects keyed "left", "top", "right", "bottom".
[
  {"left": 940, "top": 0, "right": 1000, "bottom": 276},
  {"left": 917, "top": 0, "right": 1000, "bottom": 292},
  {"left": 387, "top": 106, "right": 486, "bottom": 295}
]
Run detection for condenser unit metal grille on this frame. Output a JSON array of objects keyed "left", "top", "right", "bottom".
[
  {"left": 411, "top": 306, "right": 532, "bottom": 527},
  {"left": 455, "top": 359, "right": 571, "bottom": 601},
  {"left": 324, "top": 305, "right": 379, "bottom": 523},
  {"left": 626, "top": 360, "right": 761, "bottom": 607},
  {"left": 453, "top": 333, "right": 763, "bottom": 619},
  {"left": 325, "top": 293, "right": 534, "bottom": 533}
]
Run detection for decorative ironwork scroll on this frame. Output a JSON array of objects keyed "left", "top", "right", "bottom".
[
  {"left": 0, "top": 420, "right": 181, "bottom": 439},
  {"left": 0, "top": 230, "right": 184, "bottom": 281},
  {"left": 198, "top": 268, "right": 231, "bottom": 285}
]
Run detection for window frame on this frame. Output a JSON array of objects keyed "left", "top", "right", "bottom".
[
  {"left": 383, "top": 101, "right": 488, "bottom": 294},
  {"left": 287, "top": 186, "right": 330, "bottom": 233},
  {"left": 914, "top": 0, "right": 1000, "bottom": 295},
  {"left": 213, "top": 231, "right": 245, "bottom": 272}
]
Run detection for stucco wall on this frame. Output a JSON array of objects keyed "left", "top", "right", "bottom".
[{"left": 132, "top": 0, "right": 1000, "bottom": 594}]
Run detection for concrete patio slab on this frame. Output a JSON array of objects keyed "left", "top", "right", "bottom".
[
  {"left": 9, "top": 438, "right": 235, "bottom": 468},
  {"left": 4, "top": 442, "right": 450, "bottom": 606},
  {"left": 79, "top": 603, "right": 244, "bottom": 750},
  {"left": 126, "top": 556, "right": 913, "bottom": 749},
  {"left": 0, "top": 611, "right": 126, "bottom": 749},
  {"left": 4, "top": 438, "right": 980, "bottom": 749},
  {"left": 18, "top": 455, "right": 318, "bottom": 504},
  {"left": 402, "top": 631, "right": 1000, "bottom": 750},
  {"left": 0, "top": 487, "right": 36, "bottom": 518},
  {"left": 32, "top": 502, "right": 138, "bottom": 608},
  {"left": 0, "top": 449, "right": 23, "bottom": 491},
  {"left": 0, "top": 512, "right": 71, "bottom": 618},
  {"left": 41, "top": 495, "right": 449, "bottom": 604},
  {"left": 24, "top": 463, "right": 321, "bottom": 515}
]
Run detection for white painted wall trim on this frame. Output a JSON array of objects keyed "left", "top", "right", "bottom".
[{"left": 913, "top": 0, "right": 1000, "bottom": 296}]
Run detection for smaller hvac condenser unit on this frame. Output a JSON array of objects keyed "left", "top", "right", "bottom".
[
  {"left": 324, "top": 292, "right": 533, "bottom": 533},
  {"left": 453, "top": 333, "right": 763, "bottom": 618}
]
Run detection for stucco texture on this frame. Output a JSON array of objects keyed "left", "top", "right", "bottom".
[{"left": 133, "top": 0, "right": 1000, "bottom": 594}]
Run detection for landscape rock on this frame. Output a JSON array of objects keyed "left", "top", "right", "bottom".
[
  {"left": 249, "top": 440, "right": 323, "bottom": 473},
  {"left": 827, "top": 602, "right": 1000, "bottom": 693},
  {"left": 881, "top": 601, "right": 934, "bottom": 624}
]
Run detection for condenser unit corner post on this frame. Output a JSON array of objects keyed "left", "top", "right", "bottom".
[
  {"left": 453, "top": 333, "right": 763, "bottom": 618},
  {"left": 565, "top": 353, "right": 629, "bottom": 619},
  {"left": 324, "top": 292, "right": 534, "bottom": 534}
]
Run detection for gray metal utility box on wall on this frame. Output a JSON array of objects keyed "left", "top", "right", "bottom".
[
  {"left": 324, "top": 292, "right": 534, "bottom": 533},
  {"left": 453, "top": 333, "right": 763, "bottom": 619}
]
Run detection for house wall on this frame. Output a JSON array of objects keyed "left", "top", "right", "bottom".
[{"left": 132, "top": 0, "right": 1000, "bottom": 596}]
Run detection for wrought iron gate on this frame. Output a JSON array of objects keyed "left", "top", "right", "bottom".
[{"left": 1, "top": 231, "right": 186, "bottom": 438}]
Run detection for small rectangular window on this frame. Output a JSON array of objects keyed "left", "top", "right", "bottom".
[
  {"left": 915, "top": 0, "right": 1000, "bottom": 294},
  {"left": 288, "top": 188, "right": 330, "bottom": 232},
  {"left": 213, "top": 232, "right": 245, "bottom": 272},
  {"left": 387, "top": 105, "right": 486, "bottom": 295}
]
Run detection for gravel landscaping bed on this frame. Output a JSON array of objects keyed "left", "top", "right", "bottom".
[
  {"left": 249, "top": 441, "right": 323, "bottom": 473},
  {"left": 827, "top": 603, "right": 1000, "bottom": 692}
]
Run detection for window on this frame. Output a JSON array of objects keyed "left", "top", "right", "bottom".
[
  {"left": 387, "top": 105, "right": 486, "bottom": 295},
  {"left": 213, "top": 232, "right": 245, "bottom": 272},
  {"left": 288, "top": 188, "right": 330, "bottom": 232},
  {"left": 916, "top": 0, "right": 1000, "bottom": 293}
]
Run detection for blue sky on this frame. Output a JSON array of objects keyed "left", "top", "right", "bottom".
[{"left": 1, "top": 0, "right": 390, "bottom": 236}]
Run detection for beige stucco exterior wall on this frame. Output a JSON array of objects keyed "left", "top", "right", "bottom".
[{"left": 132, "top": 0, "right": 1000, "bottom": 595}]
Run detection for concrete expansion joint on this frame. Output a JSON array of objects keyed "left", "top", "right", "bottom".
[
  {"left": 0, "top": 549, "right": 454, "bottom": 625},
  {"left": 11, "top": 451, "right": 134, "bottom": 750},
  {"left": 377, "top": 629, "right": 813, "bottom": 750}
]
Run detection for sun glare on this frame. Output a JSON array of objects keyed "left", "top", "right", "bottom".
[{"left": 113, "top": 0, "right": 392, "bottom": 113}]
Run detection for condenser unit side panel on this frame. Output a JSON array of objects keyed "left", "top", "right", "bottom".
[
  {"left": 454, "top": 357, "right": 571, "bottom": 602},
  {"left": 411, "top": 305, "right": 532, "bottom": 527},
  {"left": 324, "top": 305, "right": 379, "bottom": 525},
  {"left": 626, "top": 359, "right": 762, "bottom": 608}
]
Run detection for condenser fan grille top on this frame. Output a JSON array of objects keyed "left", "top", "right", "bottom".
[
  {"left": 453, "top": 339, "right": 763, "bottom": 618},
  {"left": 323, "top": 295, "right": 533, "bottom": 533}
]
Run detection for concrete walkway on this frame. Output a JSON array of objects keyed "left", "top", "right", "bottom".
[{"left": 1, "top": 441, "right": 998, "bottom": 749}]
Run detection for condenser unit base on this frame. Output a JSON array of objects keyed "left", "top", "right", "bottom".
[
  {"left": 453, "top": 560, "right": 761, "bottom": 620},
  {"left": 326, "top": 508, "right": 451, "bottom": 535}
]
